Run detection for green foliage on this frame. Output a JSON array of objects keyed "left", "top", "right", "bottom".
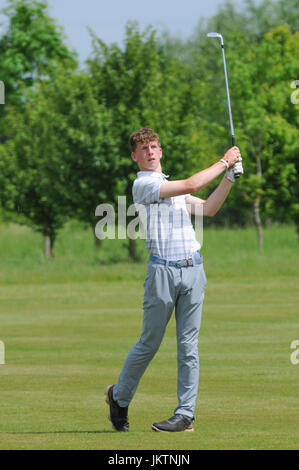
[
  {"left": 0, "top": 102, "right": 66, "bottom": 243},
  {"left": 188, "top": 0, "right": 299, "bottom": 48},
  {"left": 0, "top": 0, "right": 77, "bottom": 120},
  {"left": 0, "top": 0, "right": 299, "bottom": 252},
  {"left": 177, "top": 18, "right": 299, "bottom": 227},
  {"left": 228, "top": 25, "right": 299, "bottom": 223},
  {"left": 0, "top": 68, "right": 120, "bottom": 249},
  {"left": 0, "top": 0, "right": 78, "bottom": 251}
]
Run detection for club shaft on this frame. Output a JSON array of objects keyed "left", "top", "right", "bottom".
[
  {"left": 221, "top": 44, "right": 235, "bottom": 145},
  {"left": 221, "top": 41, "right": 241, "bottom": 177},
  {"left": 207, "top": 32, "right": 241, "bottom": 178}
]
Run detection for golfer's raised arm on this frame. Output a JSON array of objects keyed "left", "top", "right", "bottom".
[
  {"left": 186, "top": 176, "right": 233, "bottom": 217},
  {"left": 159, "top": 146, "right": 240, "bottom": 198}
]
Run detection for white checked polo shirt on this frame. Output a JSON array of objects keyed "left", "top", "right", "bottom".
[{"left": 132, "top": 171, "right": 201, "bottom": 260}]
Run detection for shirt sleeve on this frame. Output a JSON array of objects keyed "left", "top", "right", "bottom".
[{"left": 132, "top": 177, "right": 163, "bottom": 204}]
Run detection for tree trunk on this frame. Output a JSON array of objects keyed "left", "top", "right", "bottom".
[
  {"left": 92, "top": 224, "right": 102, "bottom": 248},
  {"left": 253, "top": 196, "right": 263, "bottom": 252},
  {"left": 254, "top": 152, "right": 263, "bottom": 252},
  {"left": 44, "top": 234, "right": 55, "bottom": 258},
  {"left": 128, "top": 238, "right": 138, "bottom": 261}
]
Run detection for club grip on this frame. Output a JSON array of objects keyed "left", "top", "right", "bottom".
[{"left": 231, "top": 136, "right": 241, "bottom": 178}]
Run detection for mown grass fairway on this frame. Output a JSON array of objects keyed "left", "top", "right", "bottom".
[{"left": 0, "top": 224, "right": 298, "bottom": 449}]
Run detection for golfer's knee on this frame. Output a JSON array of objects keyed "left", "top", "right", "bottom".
[
  {"left": 139, "top": 334, "right": 163, "bottom": 357},
  {"left": 178, "top": 341, "right": 198, "bottom": 360}
]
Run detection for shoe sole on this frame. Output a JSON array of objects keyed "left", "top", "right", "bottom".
[{"left": 151, "top": 424, "right": 194, "bottom": 432}]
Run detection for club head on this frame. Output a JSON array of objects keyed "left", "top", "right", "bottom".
[{"left": 207, "top": 32, "right": 224, "bottom": 45}]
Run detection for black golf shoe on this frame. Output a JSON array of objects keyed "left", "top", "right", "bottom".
[
  {"left": 105, "top": 384, "right": 129, "bottom": 432},
  {"left": 152, "top": 414, "right": 194, "bottom": 432}
]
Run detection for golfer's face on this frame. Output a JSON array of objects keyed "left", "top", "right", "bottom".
[{"left": 132, "top": 141, "right": 162, "bottom": 172}]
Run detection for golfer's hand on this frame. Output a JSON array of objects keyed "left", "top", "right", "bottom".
[
  {"left": 226, "top": 156, "right": 244, "bottom": 182},
  {"left": 223, "top": 146, "right": 241, "bottom": 167}
]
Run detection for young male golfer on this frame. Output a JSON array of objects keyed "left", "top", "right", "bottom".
[{"left": 106, "top": 127, "right": 243, "bottom": 432}]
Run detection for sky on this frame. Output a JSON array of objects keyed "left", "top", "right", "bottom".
[{"left": 0, "top": 0, "right": 246, "bottom": 64}]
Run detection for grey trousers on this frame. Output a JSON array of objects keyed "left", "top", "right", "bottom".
[{"left": 113, "top": 255, "right": 207, "bottom": 419}]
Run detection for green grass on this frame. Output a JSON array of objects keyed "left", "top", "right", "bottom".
[{"left": 0, "top": 222, "right": 298, "bottom": 449}]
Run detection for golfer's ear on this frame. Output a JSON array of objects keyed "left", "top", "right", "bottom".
[{"left": 131, "top": 152, "right": 137, "bottom": 162}]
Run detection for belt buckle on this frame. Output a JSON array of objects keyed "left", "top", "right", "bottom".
[{"left": 175, "top": 257, "right": 193, "bottom": 268}]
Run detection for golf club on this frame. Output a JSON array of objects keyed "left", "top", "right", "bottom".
[{"left": 207, "top": 32, "right": 241, "bottom": 178}]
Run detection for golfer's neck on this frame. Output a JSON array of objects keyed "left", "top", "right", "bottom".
[{"left": 139, "top": 163, "right": 163, "bottom": 173}]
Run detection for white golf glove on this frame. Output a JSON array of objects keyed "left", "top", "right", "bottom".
[{"left": 226, "top": 156, "right": 243, "bottom": 183}]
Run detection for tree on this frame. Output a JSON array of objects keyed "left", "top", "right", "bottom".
[
  {"left": 186, "top": 0, "right": 299, "bottom": 51},
  {"left": 0, "top": 67, "right": 118, "bottom": 257},
  {"left": 244, "top": 0, "right": 299, "bottom": 36},
  {"left": 32, "top": 68, "right": 120, "bottom": 246},
  {"left": 0, "top": 106, "right": 66, "bottom": 257},
  {"left": 0, "top": 0, "right": 77, "bottom": 117},
  {"left": 223, "top": 25, "right": 299, "bottom": 248},
  {"left": 0, "top": 0, "right": 81, "bottom": 254}
]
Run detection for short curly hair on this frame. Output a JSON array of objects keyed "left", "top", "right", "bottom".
[{"left": 129, "top": 127, "right": 161, "bottom": 152}]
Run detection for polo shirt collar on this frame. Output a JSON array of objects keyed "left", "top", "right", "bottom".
[{"left": 137, "top": 171, "right": 169, "bottom": 179}]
